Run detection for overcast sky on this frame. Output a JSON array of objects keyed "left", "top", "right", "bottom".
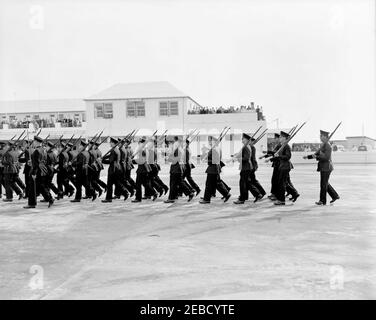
[{"left": 0, "top": 0, "right": 375, "bottom": 141}]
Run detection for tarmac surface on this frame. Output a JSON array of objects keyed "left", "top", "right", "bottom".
[{"left": 0, "top": 163, "right": 375, "bottom": 299}]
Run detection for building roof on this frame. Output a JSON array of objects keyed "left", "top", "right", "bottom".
[
  {"left": 0, "top": 99, "right": 85, "bottom": 114},
  {"left": 346, "top": 136, "right": 376, "bottom": 141},
  {"left": 85, "top": 81, "right": 189, "bottom": 101}
]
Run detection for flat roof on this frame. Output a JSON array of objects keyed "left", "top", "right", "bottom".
[{"left": 0, "top": 99, "right": 85, "bottom": 114}]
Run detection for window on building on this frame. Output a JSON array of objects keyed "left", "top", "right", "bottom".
[
  {"left": 159, "top": 101, "right": 179, "bottom": 116},
  {"left": 9, "top": 115, "right": 16, "bottom": 121},
  {"left": 126, "top": 101, "right": 145, "bottom": 118},
  {"left": 33, "top": 114, "right": 40, "bottom": 120},
  {"left": 94, "top": 103, "right": 113, "bottom": 119}
]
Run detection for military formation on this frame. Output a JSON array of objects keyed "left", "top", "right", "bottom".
[{"left": 0, "top": 123, "right": 341, "bottom": 209}]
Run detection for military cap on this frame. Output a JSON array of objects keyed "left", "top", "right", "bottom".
[
  {"left": 274, "top": 133, "right": 280, "bottom": 139},
  {"left": 94, "top": 141, "right": 100, "bottom": 146},
  {"left": 80, "top": 140, "right": 88, "bottom": 147},
  {"left": 47, "top": 141, "right": 55, "bottom": 148},
  {"left": 242, "top": 133, "right": 251, "bottom": 140},
  {"left": 139, "top": 136, "right": 146, "bottom": 143},
  {"left": 280, "top": 131, "right": 290, "bottom": 138},
  {"left": 60, "top": 142, "right": 66, "bottom": 148},
  {"left": 34, "top": 136, "right": 44, "bottom": 143},
  {"left": 320, "top": 130, "right": 330, "bottom": 137},
  {"left": 67, "top": 142, "right": 73, "bottom": 148},
  {"left": 110, "top": 137, "right": 118, "bottom": 144}
]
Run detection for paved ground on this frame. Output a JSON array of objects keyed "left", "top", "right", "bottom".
[{"left": 0, "top": 163, "right": 375, "bottom": 300}]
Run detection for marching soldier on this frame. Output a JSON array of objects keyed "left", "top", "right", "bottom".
[
  {"left": 56, "top": 142, "right": 75, "bottom": 198},
  {"left": 233, "top": 133, "right": 254, "bottom": 204},
  {"left": 132, "top": 137, "right": 157, "bottom": 203},
  {"left": 71, "top": 141, "right": 96, "bottom": 202},
  {"left": 88, "top": 140, "right": 105, "bottom": 198},
  {"left": 182, "top": 139, "right": 200, "bottom": 196},
  {"left": 304, "top": 130, "right": 340, "bottom": 205},
  {"left": 199, "top": 136, "right": 231, "bottom": 204},
  {"left": 164, "top": 136, "right": 194, "bottom": 203},
  {"left": 270, "top": 131, "right": 299, "bottom": 205},
  {"left": 266, "top": 133, "right": 281, "bottom": 200},
  {"left": 145, "top": 137, "right": 165, "bottom": 198},
  {"left": 24, "top": 136, "right": 54, "bottom": 208},
  {"left": 116, "top": 138, "right": 135, "bottom": 198},
  {"left": 2, "top": 141, "right": 24, "bottom": 202},
  {"left": 102, "top": 137, "right": 129, "bottom": 203},
  {"left": 46, "top": 141, "right": 63, "bottom": 199},
  {"left": 249, "top": 137, "right": 266, "bottom": 201},
  {"left": 92, "top": 141, "right": 107, "bottom": 192},
  {"left": 18, "top": 140, "right": 33, "bottom": 199}
]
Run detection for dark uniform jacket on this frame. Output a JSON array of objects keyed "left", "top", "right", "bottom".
[
  {"left": 250, "top": 145, "right": 258, "bottom": 171},
  {"left": 308, "top": 141, "right": 333, "bottom": 172},
  {"left": 47, "top": 150, "right": 58, "bottom": 175},
  {"left": 103, "top": 147, "right": 121, "bottom": 174},
  {"left": 31, "top": 147, "right": 48, "bottom": 176},
  {"left": 2, "top": 150, "right": 20, "bottom": 174},
  {"left": 205, "top": 148, "right": 221, "bottom": 174},
  {"left": 76, "top": 150, "right": 90, "bottom": 175},
  {"left": 169, "top": 147, "right": 183, "bottom": 174},
  {"left": 274, "top": 144, "right": 293, "bottom": 171},
  {"left": 58, "top": 150, "right": 69, "bottom": 169}
]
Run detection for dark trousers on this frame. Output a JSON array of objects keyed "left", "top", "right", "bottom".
[
  {"left": 286, "top": 173, "right": 299, "bottom": 197},
  {"left": 168, "top": 173, "right": 191, "bottom": 200},
  {"left": 28, "top": 174, "right": 52, "bottom": 206},
  {"left": 320, "top": 171, "right": 339, "bottom": 204},
  {"left": 271, "top": 166, "right": 279, "bottom": 195},
  {"left": 276, "top": 169, "right": 290, "bottom": 202},
  {"left": 57, "top": 169, "right": 75, "bottom": 195},
  {"left": 135, "top": 172, "right": 155, "bottom": 201},
  {"left": 124, "top": 170, "right": 136, "bottom": 190},
  {"left": 95, "top": 170, "right": 107, "bottom": 190},
  {"left": 74, "top": 171, "right": 94, "bottom": 200},
  {"left": 239, "top": 171, "right": 251, "bottom": 201},
  {"left": 203, "top": 174, "right": 229, "bottom": 201},
  {"left": 4, "top": 173, "right": 22, "bottom": 199},
  {"left": 250, "top": 170, "right": 266, "bottom": 196},
  {"left": 182, "top": 166, "right": 200, "bottom": 192}
]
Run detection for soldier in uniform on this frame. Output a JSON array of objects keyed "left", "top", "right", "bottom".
[
  {"left": 56, "top": 142, "right": 75, "bottom": 198},
  {"left": 182, "top": 139, "right": 200, "bottom": 196},
  {"left": 233, "top": 133, "right": 254, "bottom": 204},
  {"left": 18, "top": 140, "right": 33, "bottom": 199},
  {"left": 145, "top": 137, "right": 165, "bottom": 198},
  {"left": 131, "top": 137, "right": 157, "bottom": 202},
  {"left": 199, "top": 136, "right": 231, "bottom": 204},
  {"left": 92, "top": 141, "right": 107, "bottom": 192},
  {"left": 2, "top": 141, "right": 23, "bottom": 202},
  {"left": 24, "top": 136, "right": 54, "bottom": 208},
  {"left": 102, "top": 137, "right": 129, "bottom": 203},
  {"left": 87, "top": 140, "right": 105, "bottom": 198},
  {"left": 304, "top": 130, "right": 340, "bottom": 205},
  {"left": 46, "top": 141, "right": 63, "bottom": 199},
  {"left": 71, "top": 141, "right": 96, "bottom": 202},
  {"left": 249, "top": 137, "right": 266, "bottom": 201},
  {"left": 116, "top": 138, "right": 135, "bottom": 198},
  {"left": 270, "top": 131, "right": 298, "bottom": 205},
  {"left": 164, "top": 136, "right": 194, "bottom": 203}
]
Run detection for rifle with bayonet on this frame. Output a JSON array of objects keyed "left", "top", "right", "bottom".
[{"left": 266, "top": 122, "right": 307, "bottom": 162}]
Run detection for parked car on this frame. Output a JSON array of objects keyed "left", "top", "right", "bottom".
[{"left": 358, "top": 145, "right": 367, "bottom": 152}]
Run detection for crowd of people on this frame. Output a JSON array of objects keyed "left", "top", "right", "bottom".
[
  {"left": 187, "top": 104, "right": 265, "bottom": 120},
  {"left": 0, "top": 117, "right": 83, "bottom": 130}
]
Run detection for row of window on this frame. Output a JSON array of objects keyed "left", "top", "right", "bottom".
[{"left": 94, "top": 101, "right": 179, "bottom": 119}]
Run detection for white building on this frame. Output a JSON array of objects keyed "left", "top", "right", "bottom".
[
  {"left": 85, "top": 81, "right": 267, "bottom": 159},
  {"left": 0, "top": 99, "right": 86, "bottom": 141}
]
